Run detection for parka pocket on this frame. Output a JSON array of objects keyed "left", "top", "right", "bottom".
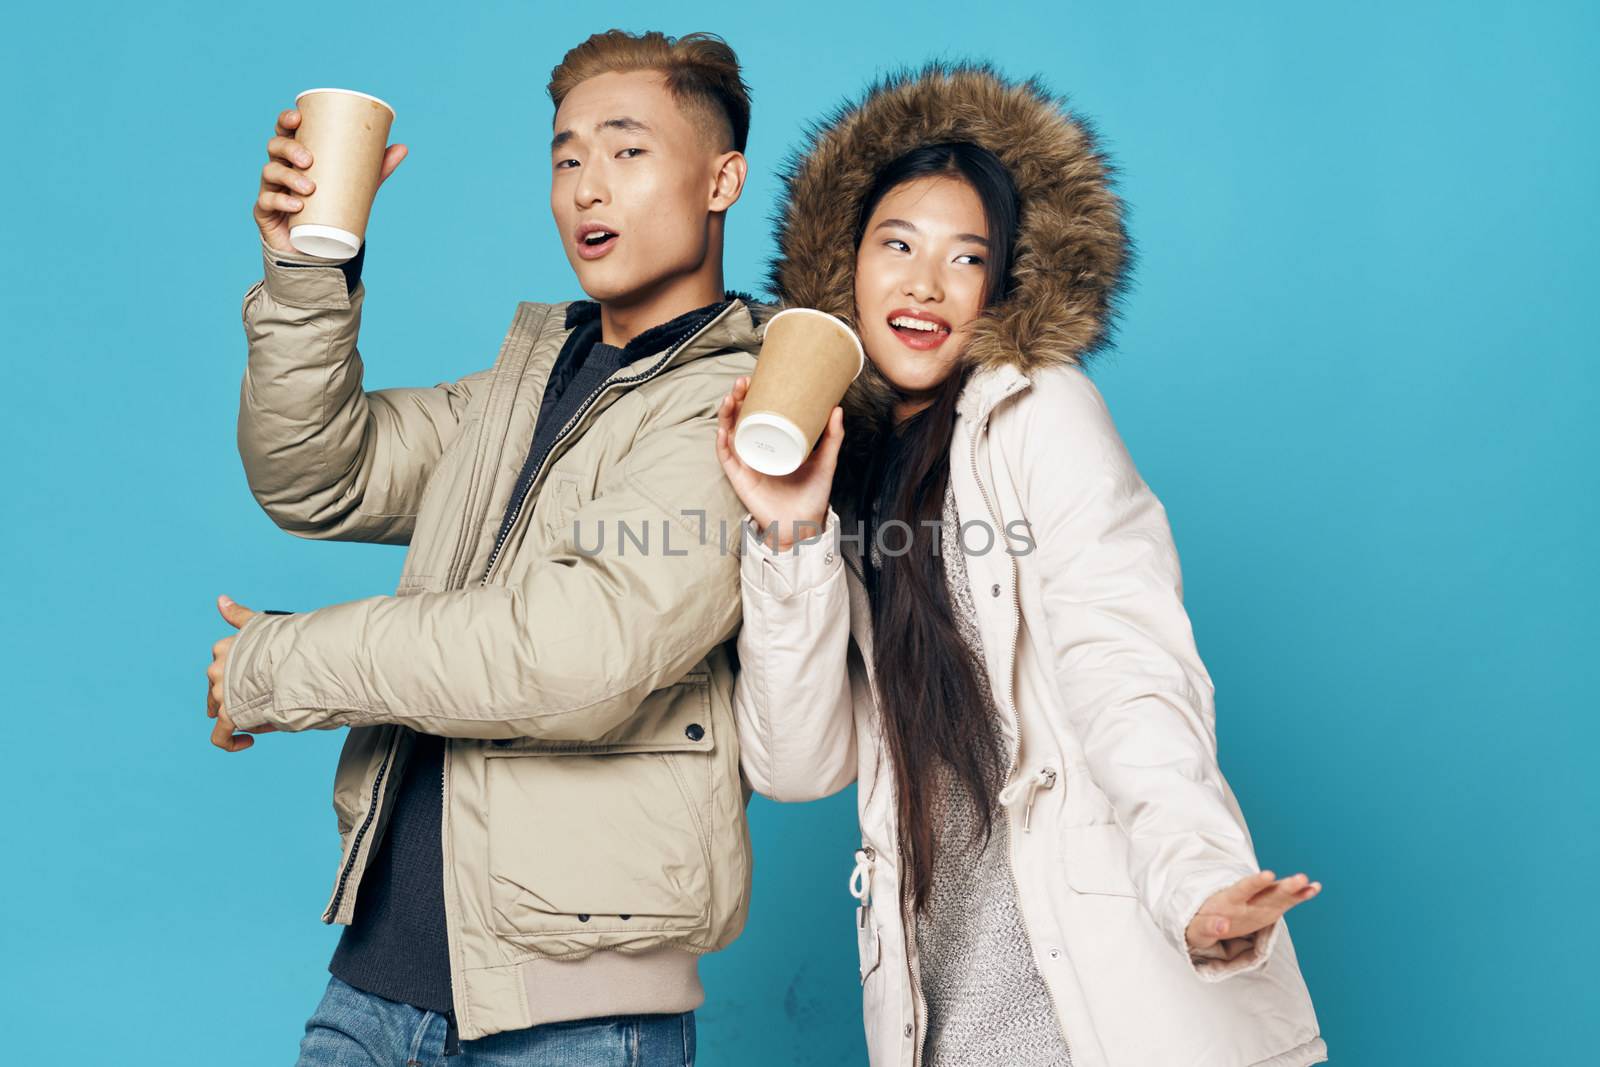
[
  {"left": 483, "top": 676, "right": 716, "bottom": 942},
  {"left": 1058, "top": 823, "right": 1140, "bottom": 898}
]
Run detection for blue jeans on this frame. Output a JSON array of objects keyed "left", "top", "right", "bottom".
[{"left": 296, "top": 975, "right": 697, "bottom": 1066}]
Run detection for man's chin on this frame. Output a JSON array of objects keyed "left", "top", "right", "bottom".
[{"left": 571, "top": 261, "right": 638, "bottom": 306}]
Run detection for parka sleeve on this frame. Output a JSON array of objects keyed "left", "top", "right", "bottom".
[
  {"left": 1007, "top": 365, "right": 1284, "bottom": 981},
  {"left": 221, "top": 405, "right": 747, "bottom": 741},
  {"left": 237, "top": 237, "right": 493, "bottom": 545},
  {"left": 731, "top": 507, "right": 859, "bottom": 802}
]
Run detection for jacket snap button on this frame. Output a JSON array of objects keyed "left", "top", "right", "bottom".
[
  {"left": 577, "top": 914, "right": 590, "bottom": 922},
  {"left": 620, "top": 914, "right": 631, "bottom": 921},
  {"left": 903, "top": 1023, "right": 914, "bottom": 1038},
  {"left": 685, "top": 722, "right": 705, "bottom": 741},
  {"left": 990, "top": 583, "right": 1001, "bottom": 597},
  {"left": 824, "top": 550, "right": 835, "bottom": 565}
]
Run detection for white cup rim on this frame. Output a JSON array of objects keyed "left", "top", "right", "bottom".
[
  {"left": 290, "top": 223, "right": 363, "bottom": 260},
  {"left": 766, "top": 307, "right": 866, "bottom": 379},
  {"left": 295, "top": 87, "right": 396, "bottom": 119}
]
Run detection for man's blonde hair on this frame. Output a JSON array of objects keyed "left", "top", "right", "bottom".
[{"left": 548, "top": 29, "right": 751, "bottom": 153}]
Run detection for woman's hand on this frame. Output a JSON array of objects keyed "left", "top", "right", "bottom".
[
  {"left": 1185, "top": 870, "right": 1322, "bottom": 959},
  {"left": 715, "top": 375, "right": 843, "bottom": 550}
]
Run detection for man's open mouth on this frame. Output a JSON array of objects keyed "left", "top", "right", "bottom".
[{"left": 575, "top": 224, "right": 621, "bottom": 259}]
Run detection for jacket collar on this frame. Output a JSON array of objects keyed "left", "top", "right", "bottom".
[
  {"left": 563, "top": 290, "right": 765, "bottom": 365},
  {"left": 956, "top": 360, "right": 1032, "bottom": 427}
]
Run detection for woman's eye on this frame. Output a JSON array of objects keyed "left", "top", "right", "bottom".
[
  {"left": 956, "top": 254, "right": 986, "bottom": 266},
  {"left": 885, "top": 239, "right": 910, "bottom": 252}
]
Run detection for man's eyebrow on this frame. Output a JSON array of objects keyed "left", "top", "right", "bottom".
[
  {"left": 873, "top": 218, "right": 990, "bottom": 246},
  {"left": 551, "top": 116, "right": 654, "bottom": 153}
]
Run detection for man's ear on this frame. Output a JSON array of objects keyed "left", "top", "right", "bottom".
[{"left": 708, "top": 150, "right": 747, "bottom": 213}]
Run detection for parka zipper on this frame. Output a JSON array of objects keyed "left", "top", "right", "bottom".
[
  {"left": 478, "top": 302, "right": 735, "bottom": 586},
  {"left": 324, "top": 729, "right": 400, "bottom": 921},
  {"left": 837, "top": 546, "right": 927, "bottom": 1066},
  {"left": 967, "top": 402, "right": 1073, "bottom": 1064}
]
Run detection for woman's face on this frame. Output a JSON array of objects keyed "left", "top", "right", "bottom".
[{"left": 853, "top": 174, "right": 991, "bottom": 421}]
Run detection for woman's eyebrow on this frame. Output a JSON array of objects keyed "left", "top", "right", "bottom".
[{"left": 873, "top": 218, "right": 989, "bottom": 246}]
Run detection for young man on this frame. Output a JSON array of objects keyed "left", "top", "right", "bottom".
[{"left": 207, "top": 30, "right": 767, "bottom": 1064}]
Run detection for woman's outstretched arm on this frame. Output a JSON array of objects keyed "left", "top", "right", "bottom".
[{"left": 1007, "top": 363, "right": 1315, "bottom": 980}]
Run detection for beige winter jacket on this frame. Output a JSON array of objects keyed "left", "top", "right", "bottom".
[{"left": 226, "top": 237, "right": 766, "bottom": 1040}]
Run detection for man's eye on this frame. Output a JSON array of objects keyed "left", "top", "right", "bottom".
[
  {"left": 554, "top": 158, "right": 578, "bottom": 170},
  {"left": 617, "top": 147, "right": 645, "bottom": 159}
]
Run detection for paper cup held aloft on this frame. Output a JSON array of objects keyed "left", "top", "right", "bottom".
[{"left": 288, "top": 88, "right": 396, "bottom": 259}]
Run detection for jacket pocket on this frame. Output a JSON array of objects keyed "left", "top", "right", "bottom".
[
  {"left": 534, "top": 472, "right": 584, "bottom": 545},
  {"left": 1058, "top": 823, "right": 1140, "bottom": 897},
  {"left": 483, "top": 675, "right": 716, "bottom": 942}
]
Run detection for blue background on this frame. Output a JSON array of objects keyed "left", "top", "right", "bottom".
[{"left": 2, "top": 1, "right": 1594, "bottom": 1063}]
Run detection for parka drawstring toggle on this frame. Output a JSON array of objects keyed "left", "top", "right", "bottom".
[{"left": 998, "top": 766, "right": 1058, "bottom": 832}]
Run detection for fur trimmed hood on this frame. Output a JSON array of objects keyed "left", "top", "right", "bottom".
[{"left": 766, "top": 62, "right": 1132, "bottom": 433}]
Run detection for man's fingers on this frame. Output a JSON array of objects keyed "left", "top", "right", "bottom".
[
  {"left": 211, "top": 713, "right": 254, "bottom": 752},
  {"left": 257, "top": 189, "right": 304, "bottom": 216},
  {"left": 266, "top": 134, "right": 313, "bottom": 169},
  {"left": 262, "top": 160, "right": 315, "bottom": 196},
  {"left": 273, "top": 108, "right": 301, "bottom": 138},
  {"left": 377, "top": 143, "right": 408, "bottom": 184},
  {"left": 218, "top": 594, "right": 256, "bottom": 629}
]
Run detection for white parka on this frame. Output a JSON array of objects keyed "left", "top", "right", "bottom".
[{"left": 732, "top": 359, "right": 1328, "bottom": 1067}]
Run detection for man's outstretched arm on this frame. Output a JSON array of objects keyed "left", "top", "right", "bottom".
[{"left": 218, "top": 407, "right": 746, "bottom": 740}]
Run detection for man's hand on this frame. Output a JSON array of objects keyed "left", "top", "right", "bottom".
[
  {"left": 206, "top": 594, "right": 276, "bottom": 752},
  {"left": 1185, "top": 869, "right": 1322, "bottom": 960}
]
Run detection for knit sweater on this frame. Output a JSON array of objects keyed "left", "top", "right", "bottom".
[{"left": 894, "top": 480, "right": 1074, "bottom": 1066}]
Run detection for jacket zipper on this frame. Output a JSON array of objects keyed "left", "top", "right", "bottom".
[
  {"left": 325, "top": 729, "right": 400, "bottom": 921},
  {"left": 840, "top": 546, "right": 927, "bottom": 1067},
  {"left": 968, "top": 402, "right": 1073, "bottom": 1064},
  {"left": 478, "top": 303, "right": 734, "bottom": 586}
]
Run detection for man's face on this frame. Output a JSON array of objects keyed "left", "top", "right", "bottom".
[{"left": 550, "top": 70, "right": 730, "bottom": 305}]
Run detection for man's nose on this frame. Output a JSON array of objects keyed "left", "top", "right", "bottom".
[{"left": 574, "top": 162, "right": 608, "bottom": 207}]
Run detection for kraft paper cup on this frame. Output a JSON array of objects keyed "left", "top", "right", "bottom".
[
  {"left": 735, "top": 308, "right": 866, "bottom": 476},
  {"left": 289, "top": 88, "right": 395, "bottom": 259}
]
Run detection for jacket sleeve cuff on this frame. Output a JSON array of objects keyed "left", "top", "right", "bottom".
[
  {"left": 740, "top": 507, "right": 842, "bottom": 599},
  {"left": 221, "top": 613, "right": 283, "bottom": 731},
  {"left": 255, "top": 235, "right": 364, "bottom": 309},
  {"left": 1169, "top": 867, "right": 1283, "bottom": 982}
]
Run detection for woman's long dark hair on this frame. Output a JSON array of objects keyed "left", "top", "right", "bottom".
[{"left": 836, "top": 142, "right": 1021, "bottom": 913}]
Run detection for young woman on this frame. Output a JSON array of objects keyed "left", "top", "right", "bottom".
[{"left": 716, "top": 65, "right": 1329, "bottom": 1067}]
